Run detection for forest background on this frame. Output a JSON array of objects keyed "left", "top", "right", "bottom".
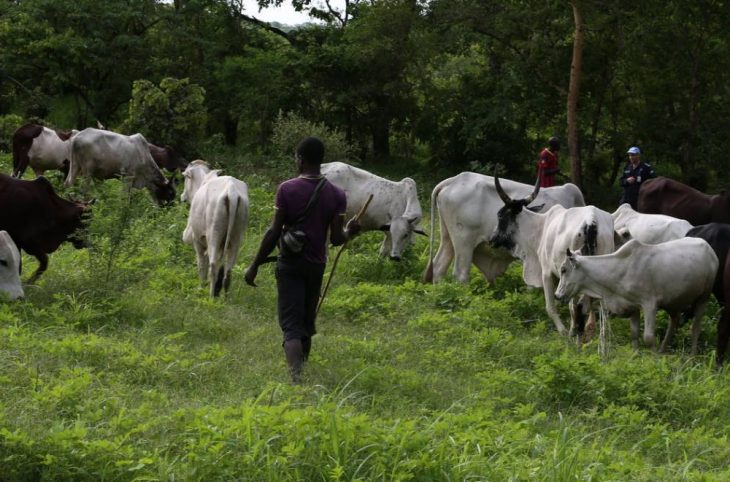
[{"left": 2, "top": 0, "right": 730, "bottom": 202}]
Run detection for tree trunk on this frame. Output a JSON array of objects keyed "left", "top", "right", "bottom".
[
  {"left": 372, "top": 120, "right": 390, "bottom": 161},
  {"left": 567, "top": 2, "right": 584, "bottom": 188},
  {"left": 223, "top": 116, "right": 238, "bottom": 146}
]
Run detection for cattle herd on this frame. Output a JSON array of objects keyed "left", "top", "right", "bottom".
[{"left": 3, "top": 123, "right": 730, "bottom": 366}]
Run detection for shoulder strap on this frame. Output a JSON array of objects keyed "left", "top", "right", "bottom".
[{"left": 294, "top": 177, "right": 328, "bottom": 225}]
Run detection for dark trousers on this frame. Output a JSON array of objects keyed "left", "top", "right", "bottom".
[{"left": 276, "top": 256, "right": 325, "bottom": 341}]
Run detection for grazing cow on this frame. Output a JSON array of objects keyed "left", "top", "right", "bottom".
[
  {"left": 686, "top": 223, "right": 730, "bottom": 365},
  {"left": 555, "top": 238, "right": 717, "bottom": 354},
  {"left": 424, "top": 172, "right": 585, "bottom": 284},
  {"left": 66, "top": 128, "right": 176, "bottom": 205},
  {"left": 488, "top": 175, "right": 614, "bottom": 335},
  {"left": 148, "top": 143, "right": 187, "bottom": 172},
  {"left": 612, "top": 203, "right": 692, "bottom": 246},
  {"left": 12, "top": 123, "right": 78, "bottom": 178},
  {"left": 0, "top": 231, "right": 23, "bottom": 300},
  {"left": 0, "top": 174, "right": 89, "bottom": 282},
  {"left": 638, "top": 177, "right": 730, "bottom": 225},
  {"left": 181, "top": 161, "right": 249, "bottom": 297},
  {"left": 321, "top": 162, "right": 426, "bottom": 260}
]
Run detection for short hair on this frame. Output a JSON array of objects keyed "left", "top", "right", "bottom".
[{"left": 296, "top": 137, "right": 325, "bottom": 165}]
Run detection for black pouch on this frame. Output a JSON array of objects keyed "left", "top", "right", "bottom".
[{"left": 279, "top": 228, "right": 308, "bottom": 256}]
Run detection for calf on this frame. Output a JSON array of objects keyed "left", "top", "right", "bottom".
[
  {"left": 555, "top": 238, "right": 717, "bottom": 353},
  {"left": 488, "top": 175, "right": 614, "bottom": 335},
  {"left": 321, "top": 162, "right": 426, "bottom": 260},
  {"left": 181, "top": 161, "right": 249, "bottom": 297},
  {"left": 612, "top": 203, "right": 692, "bottom": 246},
  {"left": 0, "top": 231, "right": 23, "bottom": 300}
]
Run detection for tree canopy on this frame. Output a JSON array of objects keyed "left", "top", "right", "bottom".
[{"left": 2, "top": 0, "right": 729, "bottom": 196}]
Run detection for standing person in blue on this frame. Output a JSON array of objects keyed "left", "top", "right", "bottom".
[
  {"left": 619, "top": 146, "right": 656, "bottom": 209},
  {"left": 244, "top": 137, "right": 360, "bottom": 383}
]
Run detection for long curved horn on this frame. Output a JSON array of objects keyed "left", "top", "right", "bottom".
[
  {"left": 525, "top": 175, "right": 541, "bottom": 204},
  {"left": 494, "top": 169, "right": 512, "bottom": 204}
]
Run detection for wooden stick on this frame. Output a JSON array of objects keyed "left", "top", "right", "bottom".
[{"left": 317, "top": 194, "right": 373, "bottom": 315}]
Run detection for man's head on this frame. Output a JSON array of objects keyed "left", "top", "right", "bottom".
[
  {"left": 548, "top": 137, "right": 560, "bottom": 151},
  {"left": 296, "top": 137, "right": 325, "bottom": 170},
  {"left": 627, "top": 146, "right": 641, "bottom": 164}
]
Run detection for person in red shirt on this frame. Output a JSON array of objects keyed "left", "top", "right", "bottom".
[{"left": 537, "top": 137, "right": 561, "bottom": 187}]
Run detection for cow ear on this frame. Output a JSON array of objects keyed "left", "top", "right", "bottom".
[
  {"left": 527, "top": 203, "right": 545, "bottom": 213},
  {"left": 413, "top": 227, "right": 428, "bottom": 236},
  {"left": 379, "top": 224, "right": 391, "bottom": 231}
]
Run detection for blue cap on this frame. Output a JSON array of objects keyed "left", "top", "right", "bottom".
[{"left": 627, "top": 146, "right": 641, "bottom": 155}]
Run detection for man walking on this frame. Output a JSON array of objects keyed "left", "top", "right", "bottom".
[
  {"left": 619, "top": 146, "right": 656, "bottom": 209},
  {"left": 244, "top": 137, "right": 360, "bottom": 382}
]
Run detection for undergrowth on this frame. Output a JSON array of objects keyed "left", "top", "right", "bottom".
[{"left": 0, "top": 153, "right": 728, "bottom": 481}]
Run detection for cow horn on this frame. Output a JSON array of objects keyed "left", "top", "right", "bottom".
[
  {"left": 525, "top": 175, "right": 541, "bottom": 204},
  {"left": 493, "top": 169, "right": 512, "bottom": 204}
]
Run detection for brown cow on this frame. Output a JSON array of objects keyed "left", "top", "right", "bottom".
[
  {"left": 0, "top": 174, "right": 90, "bottom": 282},
  {"left": 686, "top": 223, "right": 730, "bottom": 366},
  {"left": 638, "top": 177, "right": 730, "bottom": 225},
  {"left": 148, "top": 143, "right": 187, "bottom": 172},
  {"left": 12, "top": 123, "right": 79, "bottom": 179}
]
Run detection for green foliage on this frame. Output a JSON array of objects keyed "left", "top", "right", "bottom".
[
  {"left": 271, "top": 110, "right": 356, "bottom": 163},
  {"left": 0, "top": 114, "right": 23, "bottom": 151},
  {"left": 122, "top": 78, "right": 207, "bottom": 157}
]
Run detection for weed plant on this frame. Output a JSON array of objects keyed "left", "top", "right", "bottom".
[{"left": 0, "top": 153, "right": 729, "bottom": 481}]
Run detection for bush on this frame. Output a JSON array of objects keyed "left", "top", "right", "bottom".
[
  {"left": 0, "top": 114, "right": 23, "bottom": 152},
  {"left": 271, "top": 111, "right": 356, "bottom": 163}
]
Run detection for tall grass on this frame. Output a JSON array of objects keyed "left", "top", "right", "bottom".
[{"left": 0, "top": 153, "right": 729, "bottom": 480}]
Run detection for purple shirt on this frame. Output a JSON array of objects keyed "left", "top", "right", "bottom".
[{"left": 275, "top": 176, "right": 347, "bottom": 264}]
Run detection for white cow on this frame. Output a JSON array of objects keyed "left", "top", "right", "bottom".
[
  {"left": 321, "top": 162, "right": 426, "bottom": 260},
  {"left": 612, "top": 203, "right": 692, "bottom": 246},
  {"left": 488, "top": 176, "right": 614, "bottom": 335},
  {"left": 12, "top": 124, "right": 78, "bottom": 178},
  {"left": 0, "top": 231, "right": 24, "bottom": 300},
  {"left": 181, "top": 160, "right": 249, "bottom": 297},
  {"left": 65, "top": 128, "right": 175, "bottom": 205},
  {"left": 424, "top": 172, "right": 585, "bottom": 284},
  {"left": 555, "top": 238, "right": 718, "bottom": 353},
  {"left": 0, "top": 231, "right": 23, "bottom": 300}
]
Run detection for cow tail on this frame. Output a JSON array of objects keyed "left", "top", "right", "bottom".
[
  {"left": 424, "top": 180, "right": 444, "bottom": 283},
  {"left": 580, "top": 221, "right": 599, "bottom": 256},
  {"left": 224, "top": 195, "right": 243, "bottom": 258},
  {"left": 11, "top": 134, "right": 28, "bottom": 178}
]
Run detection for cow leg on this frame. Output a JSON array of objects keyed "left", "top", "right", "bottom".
[
  {"left": 27, "top": 253, "right": 48, "bottom": 284},
  {"left": 453, "top": 249, "right": 474, "bottom": 284},
  {"left": 630, "top": 313, "right": 641, "bottom": 350},
  {"left": 716, "top": 305, "right": 730, "bottom": 366},
  {"left": 689, "top": 300, "right": 709, "bottom": 356},
  {"left": 543, "top": 274, "right": 567, "bottom": 335},
  {"left": 64, "top": 157, "right": 80, "bottom": 187},
  {"left": 378, "top": 233, "right": 392, "bottom": 258},
  {"left": 660, "top": 312, "right": 681, "bottom": 353},
  {"left": 211, "top": 265, "right": 225, "bottom": 297},
  {"left": 193, "top": 241, "right": 208, "bottom": 283},
  {"left": 643, "top": 307, "right": 658, "bottom": 350}
]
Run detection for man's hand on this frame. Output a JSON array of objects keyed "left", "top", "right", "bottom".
[
  {"left": 627, "top": 176, "right": 636, "bottom": 184},
  {"left": 244, "top": 264, "right": 258, "bottom": 287}
]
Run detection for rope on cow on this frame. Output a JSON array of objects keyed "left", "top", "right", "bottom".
[{"left": 317, "top": 193, "right": 374, "bottom": 316}]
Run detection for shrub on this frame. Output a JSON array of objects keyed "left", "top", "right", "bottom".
[
  {"left": 0, "top": 114, "right": 23, "bottom": 152},
  {"left": 271, "top": 111, "right": 356, "bottom": 163}
]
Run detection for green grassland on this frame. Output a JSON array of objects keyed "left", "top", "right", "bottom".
[{"left": 1, "top": 152, "right": 729, "bottom": 481}]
